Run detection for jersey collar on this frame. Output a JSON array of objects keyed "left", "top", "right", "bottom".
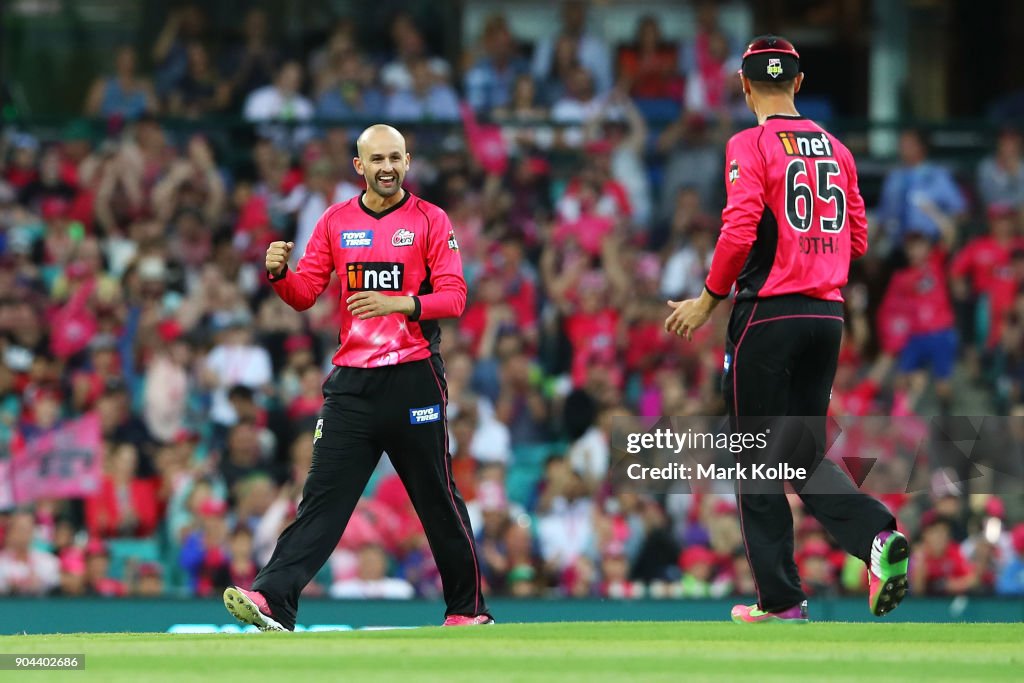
[
  {"left": 358, "top": 190, "right": 411, "bottom": 220},
  {"left": 765, "top": 114, "right": 806, "bottom": 121}
]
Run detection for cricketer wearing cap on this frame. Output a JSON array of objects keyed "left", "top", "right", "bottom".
[
  {"left": 665, "top": 36, "right": 909, "bottom": 624},
  {"left": 222, "top": 124, "right": 492, "bottom": 630}
]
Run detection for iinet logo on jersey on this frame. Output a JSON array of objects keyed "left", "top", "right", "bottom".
[
  {"left": 345, "top": 262, "right": 405, "bottom": 291},
  {"left": 777, "top": 131, "right": 834, "bottom": 158}
]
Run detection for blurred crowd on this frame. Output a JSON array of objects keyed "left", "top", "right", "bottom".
[{"left": 1, "top": 1, "right": 1024, "bottom": 601}]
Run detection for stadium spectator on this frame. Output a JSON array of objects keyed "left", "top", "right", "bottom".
[
  {"left": 313, "top": 35, "right": 385, "bottom": 122},
  {"left": 656, "top": 112, "right": 728, "bottom": 220},
  {"left": 218, "top": 421, "right": 273, "bottom": 493},
  {"left": 876, "top": 129, "right": 967, "bottom": 251},
  {"left": 660, "top": 194, "right": 717, "bottom": 300},
  {"left": 151, "top": 135, "right": 225, "bottom": 225},
  {"left": 142, "top": 320, "right": 190, "bottom": 443},
  {"left": 0, "top": 511, "right": 60, "bottom": 595},
  {"left": 17, "top": 145, "right": 77, "bottom": 214},
  {"left": 996, "top": 523, "right": 1024, "bottom": 595},
  {"left": 910, "top": 512, "right": 976, "bottom": 596},
  {"left": 151, "top": 4, "right": 208, "bottom": 99},
  {"left": 167, "top": 42, "right": 231, "bottom": 118},
  {"left": 950, "top": 204, "right": 1022, "bottom": 353},
  {"left": 84, "top": 46, "right": 158, "bottom": 120},
  {"left": 329, "top": 544, "right": 416, "bottom": 599},
  {"left": 531, "top": 0, "right": 613, "bottom": 95},
  {"left": 556, "top": 152, "right": 632, "bottom": 240},
  {"left": 464, "top": 14, "right": 528, "bottom": 114},
  {"left": 616, "top": 15, "right": 683, "bottom": 100},
  {"left": 4, "top": 132, "right": 40, "bottom": 190},
  {"left": 380, "top": 14, "right": 452, "bottom": 94},
  {"left": 243, "top": 61, "right": 315, "bottom": 149},
  {"left": 537, "top": 35, "right": 583, "bottom": 108},
  {"left": 384, "top": 59, "right": 461, "bottom": 122},
  {"left": 179, "top": 497, "right": 231, "bottom": 596},
  {"left": 601, "top": 542, "right": 641, "bottom": 598},
  {"left": 584, "top": 91, "right": 651, "bottom": 227},
  {"left": 221, "top": 8, "right": 280, "bottom": 109},
  {"left": 132, "top": 561, "right": 166, "bottom": 597},
  {"left": 222, "top": 525, "right": 258, "bottom": 590},
  {"left": 84, "top": 538, "right": 126, "bottom": 596},
  {"left": 495, "top": 348, "right": 550, "bottom": 446},
  {"left": 84, "top": 441, "right": 161, "bottom": 539},
  {"left": 682, "top": 27, "right": 738, "bottom": 117},
  {"left": 878, "top": 230, "right": 958, "bottom": 413},
  {"left": 678, "top": 545, "right": 718, "bottom": 598},
  {"left": 550, "top": 66, "right": 603, "bottom": 139},
  {"left": 677, "top": 0, "right": 741, "bottom": 76},
  {"left": 976, "top": 126, "right": 1024, "bottom": 210},
  {"left": 58, "top": 548, "right": 87, "bottom": 596},
  {"left": 566, "top": 405, "right": 628, "bottom": 491},
  {"left": 203, "top": 319, "right": 272, "bottom": 428}
]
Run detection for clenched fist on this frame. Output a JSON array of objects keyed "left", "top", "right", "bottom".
[{"left": 266, "top": 241, "right": 295, "bottom": 277}]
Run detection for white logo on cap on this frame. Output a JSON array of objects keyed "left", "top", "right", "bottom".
[{"left": 767, "top": 58, "right": 783, "bottom": 79}]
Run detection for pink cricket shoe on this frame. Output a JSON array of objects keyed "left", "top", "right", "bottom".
[
  {"left": 223, "top": 586, "right": 289, "bottom": 632},
  {"left": 442, "top": 615, "right": 495, "bottom": 626},
  {"left": 731, "top": 600, "right": 809, "bottom": 624}
]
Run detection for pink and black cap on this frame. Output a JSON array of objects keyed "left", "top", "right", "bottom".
[{"left": 740, "top": 34, "right": 800, "bottom": 82}]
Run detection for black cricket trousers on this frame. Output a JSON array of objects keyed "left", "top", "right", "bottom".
[
  {"left": 722, "top": 294, "right": 896, "bottom": 613},
  {"left": 252, "top": 357, "right": 488, "bottom": 628}
]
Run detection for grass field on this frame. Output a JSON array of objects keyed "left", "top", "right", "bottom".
[{"left": 1, "top": 622, "right": 1020, "bottom": 682}]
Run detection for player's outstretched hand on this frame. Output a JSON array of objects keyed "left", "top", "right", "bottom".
[
  {"left": 266, "top": 241, "right": 294, "bottom": 276},
  {"left": 664, "top": 297, "right": 713, "bottom": 341},
  {"left": 347, "top": 292, "right": 415, "bottom": 320}
]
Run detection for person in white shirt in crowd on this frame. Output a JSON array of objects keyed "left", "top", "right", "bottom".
[
  {"left": 0, "top": 511, "right": 60, "bottom": 596},
  {"left": 536, "top": 463, "right": 595, "bottom": 572},
  {"left": 566, "top": 406, "right": 631, "bottom": 493},
  {"left": 243, "top": 61, "right": 314, "bottom": 150},
  {"left": 203, "top": 317, "right": 273, "bottom": 428},
  {"left": 243, "top": 60, "right": 313, "bottom": 122},
  {"left": 329, "top": 544, "right": 416, "bottom": 599},
  {"left": 551, "top": 67, "right": 603, "bottom": 149}
]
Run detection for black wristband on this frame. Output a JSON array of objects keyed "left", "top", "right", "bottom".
[
  {"left": 408, "top": 296, "right": 422, "bottom": 321},
  {"left": 704, "top": 283, "right": 728, "bottom": 300},
  {"left": 267, "top": 266, "right": 288, "bottom": 283}
]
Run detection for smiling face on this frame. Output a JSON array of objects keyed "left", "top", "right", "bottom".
[{"left": 353, "top": 125, "right": 410, "bottom": 200}]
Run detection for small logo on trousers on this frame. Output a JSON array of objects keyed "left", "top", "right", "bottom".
[
  {"left": 313, "top": 418, "right": 324, "bottom": 444},
  {"left": 409, "top": 405, "right": 441, "bottom": 424}
]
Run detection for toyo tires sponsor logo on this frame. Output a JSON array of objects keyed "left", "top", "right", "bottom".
[
  {"left": 341, "top": 230, "right": 374, "bottom": 248},
  {"left": 409, "top": 405, "right": 441, "bottom": 424}
]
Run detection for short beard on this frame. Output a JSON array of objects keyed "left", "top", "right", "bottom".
[{"left": 370, "top": 176, "right": 402, "bottom": 197}]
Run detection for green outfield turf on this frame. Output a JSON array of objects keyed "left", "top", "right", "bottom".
[{"left": 0, "top": 622, "right": 1020, "bottom": 682}]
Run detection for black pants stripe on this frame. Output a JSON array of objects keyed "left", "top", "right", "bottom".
[
  {"left": 252, "top": 357, "right": 487, "bottom": 628},
  {"left": 722, "top": 295, "right": 896, "bottom": 613}
]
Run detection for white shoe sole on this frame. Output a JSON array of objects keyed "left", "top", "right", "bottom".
[{"left": 223, "top": 586, "right": 288, "bottom": 632}]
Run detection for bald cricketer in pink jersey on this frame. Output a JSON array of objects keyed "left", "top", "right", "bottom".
[{"left": 223, "top": 124, "right": 492, "bottom": 631}]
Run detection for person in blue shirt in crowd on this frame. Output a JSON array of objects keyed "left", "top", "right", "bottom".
[{"left": 877, "top": 129, "right": 967, "bottom": 254}]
